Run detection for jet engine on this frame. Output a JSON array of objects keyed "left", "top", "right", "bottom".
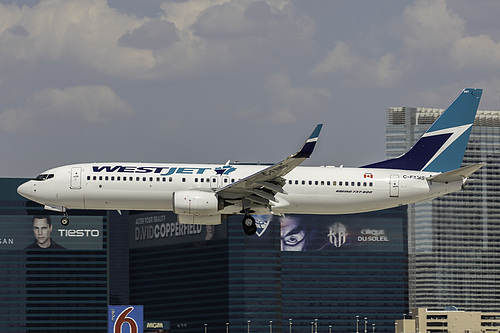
[{"left": 173, "top": 191, "right": 221, "bottom": 216}]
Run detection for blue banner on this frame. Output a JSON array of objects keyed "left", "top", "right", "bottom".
[{"left": 108, "top": 305, "right": 143, "bottom": 333}]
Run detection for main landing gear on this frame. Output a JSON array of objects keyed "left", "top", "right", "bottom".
[{"left": 242, "top": 215, "right": 257, "bottom": 236}]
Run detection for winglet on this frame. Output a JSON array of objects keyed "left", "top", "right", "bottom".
[{"left": 293, "top": 124, "right": 323, "bottom": 159}]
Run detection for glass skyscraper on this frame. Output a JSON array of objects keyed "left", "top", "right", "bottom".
[
  {"left": 0, "top": 178, "right": 109, "bottom": 332},
  {"left": 129, "top": 209, "right": 408, "bottom": 333},
  {"left": 386, "top": 107, "right": 500, "bottom": 311}
]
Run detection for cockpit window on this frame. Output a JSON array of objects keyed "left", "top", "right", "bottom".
[{"left": 33, "top": 174, "right": 54, "bottom": 181}]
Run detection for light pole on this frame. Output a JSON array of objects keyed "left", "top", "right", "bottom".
[
  {"left": 356, "top": 316, "right": 359, "bottom": 333},
  {"left": 289, "top": 319, "right": 292, "bottom": 333},
  {"left": 315, "top": 319, "right": 318, "bottom": 333},
  {"left": 226, "top": 322, "right": 229, "bottom": 333},
  {"left": 247, "top": 320, "right": 251, "bottom": 333},
  {"left": 364, "top": 318, "right": 367, "bottom": 333},
  {"left": 311, "top": 322, "right": 314, "bottom": 333},
  {"left": 269, "top": 321, "right": 273, "bottom": 333},
  {"left": 204, "top": 324, "right": 207, "bottom": 333},
  {"left": 329, "top": 325, "right": 332, "bottom": 333},
  {"left": 372, "top": 324, "right": 375, "bottom": 333}
]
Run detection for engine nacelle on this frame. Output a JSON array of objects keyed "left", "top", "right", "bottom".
[{"left": 173, "top": 190, "right": 220, "bottom": 215}]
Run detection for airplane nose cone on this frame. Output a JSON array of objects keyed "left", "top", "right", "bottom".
[{"left": 17, "top": 181, "right": 33, "bottom": 199}]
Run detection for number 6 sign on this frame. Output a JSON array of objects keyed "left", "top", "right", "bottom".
[{"left": 108, "top": 305, "right": 143, "bottom": 333}]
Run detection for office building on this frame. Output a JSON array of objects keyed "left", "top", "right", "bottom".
[
  {"left": 395, "top": 307, "right": 500, "bottom": 333},
  {"left": 129, "top": 209, "right": 409, "bottom": 333},
  {"left": 386, "top": 107, "right": 500, "bottom": 311},
  {"left": 0, "top": 178, "right": 108, "bottom": 332}
]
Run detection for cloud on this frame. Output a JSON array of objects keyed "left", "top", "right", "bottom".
[
  {"left": 310, "top": 0, "right": 500, "bottom": 93},
  {"left": 0, "top": 0, "right": 154, "bottom": 78},
  {"left": 0, "top": 85, "right": 134, "bottom": 131},
  {"left": 119, "top": 18, "right": 179, "bottom": 50},
  {"left": 311, "top": 42, "right": 404, "bottom": 87},
  {"left": 0, "top": 0, "right": 315, "bottom": 82},
  {"left": 402, "top": 0, "right": 464, "bottom": 54},
  {"left": 193, "top": 0, "right": 289, "bottom": 39},
  {"left": 450, "top": 34, "right": 500, "bottom": 70},
  {"left": 265, "top": 73, "right": 331, "bottom": 123}
]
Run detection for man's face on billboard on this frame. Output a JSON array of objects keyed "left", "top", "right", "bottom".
[{"left": 33, "top": 218, "right": 52, "bottom": 247}]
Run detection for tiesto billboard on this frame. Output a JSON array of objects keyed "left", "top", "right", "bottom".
[{"left": 0, "top": 215, "right": 103, "bottom": 250}]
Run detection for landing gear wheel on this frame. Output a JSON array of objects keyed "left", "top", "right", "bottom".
[
  {"left": 60, "top": 216, "right": 69, "bottom": 226},
  {"left": 242, "top": 215, "right": 257, "bottom": 236}
]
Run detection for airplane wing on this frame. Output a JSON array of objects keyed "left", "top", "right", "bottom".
[{"left": 216, "top": 124, "right": 323, "bottom": 211}]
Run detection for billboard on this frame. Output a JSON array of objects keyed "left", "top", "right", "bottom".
[
  {"left": 130, "top": 212, "right": 227, "bottom": 248},
  {"left": 0, "top": 215, "right": 103, "bottom": 250},
  {"left": 108, "top": 305, "right": 143, "bottom": 333},
  {"left": 273, "top": 208, "right": 406, "bottom": 252}
]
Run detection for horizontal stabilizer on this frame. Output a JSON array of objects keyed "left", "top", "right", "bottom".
[{"left": 427, "top": 163, "right": 484, "bottom": 183}]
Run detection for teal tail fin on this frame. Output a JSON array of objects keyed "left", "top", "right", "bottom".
[{"left": 363, "top": 88, "right": 482, "bottom": 172}]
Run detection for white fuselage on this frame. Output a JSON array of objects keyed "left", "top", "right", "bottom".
[{"left": 18, "top": 162, "right": 462, "bottom": 216}]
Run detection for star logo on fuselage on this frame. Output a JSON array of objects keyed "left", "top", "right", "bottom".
[{"left": 214, "top": 165, "right": 237, "bottom": 175}]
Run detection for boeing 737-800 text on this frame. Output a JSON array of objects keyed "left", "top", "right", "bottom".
[{"left": 17, "top": 88, "right": 484, "bottom": 235}]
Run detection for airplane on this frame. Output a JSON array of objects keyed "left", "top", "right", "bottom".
[{"left": 17, "top": 88, "right": 484, "bottom": 235}]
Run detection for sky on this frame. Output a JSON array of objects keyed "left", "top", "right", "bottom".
[{"left": 1, "top": 0, "right": 500, "bottom": 178}]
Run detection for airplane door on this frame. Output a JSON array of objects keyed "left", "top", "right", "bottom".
[
  {"left": 210, "top": 176, "right": 218, "bottom": 189},
  {"left": 70, "top": 167, "right": 82, "bottom": 190},
  {"left": 390, "top": 174, "right": 399, "bottom": 197}
]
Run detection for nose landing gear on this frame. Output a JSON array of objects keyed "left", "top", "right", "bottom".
[{"left": 60, "top": 213, "right": 69, "bottom": 226}]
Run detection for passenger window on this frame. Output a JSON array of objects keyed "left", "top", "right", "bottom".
[
  {"left": 195, "top": 178, "right": 199, "bottom": 183},
  {"left": 339, "top": 181, "right": 342, "bottom": 186},
  {"left": 169, "top": 177, "right": 173, "bottom": 182},
  {"left": 302, "top": 180, "right": 305, "bottom": 185},
  {"left": 363, "top": 182, "right": 367, "bottom": 186},
  {"left": 162, "top": 177, "right": 166, "bottom": 182},
  {"left": 289, "top": 180, "right": 292, "bottom": 185},
  {"left": 136, "top": 177, "right": 140, "bottom": 181},
  {"left": 309, "top": 181, "right": 312, "bottom": 185},
  {"left": 357, "top": 182, "right": 361, "bottom": 186},
  {"left": 182, "top": 178, "right": 186, "bottom": 182},
  {"left": 332, "top": 181, "right": 336, "bottom": 186},
  {"left": 295, "top": 180, "right": 299, "bottom": 185},
  {"left": 99, "top": 176, "right": 103, "bottom": 181},
  {"left": 327, "top": 181, "right": 330, "bottom": 186},
  {"left": 351, "top": 182, "right": 355, "bottom": 186},
  {"left": 321, "top": 181, "right": 325, "bottom": 185},
  {"left": 369, "top": 182, "right": 373, "bottom": 187}
]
